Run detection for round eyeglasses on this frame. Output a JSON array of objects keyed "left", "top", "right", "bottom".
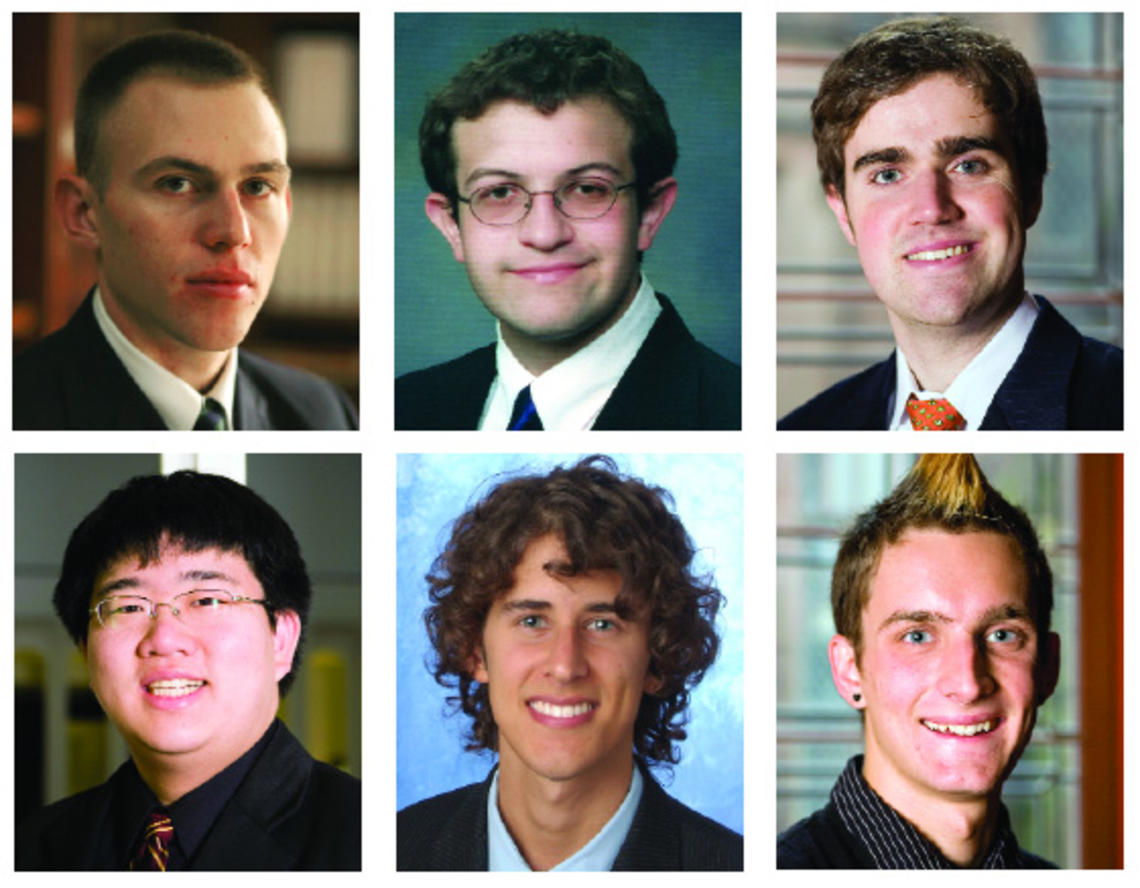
[
  {"left": 457, "top": 178, "right": 636, "bottom": 226},
  {"left": 90, "top": 589, "right": 271, "bottom": 631}
]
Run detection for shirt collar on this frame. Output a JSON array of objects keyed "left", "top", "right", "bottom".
[
  {"left": 487, "top": 762, "right": 643, "bottom": 871},
  {"left": 831, "top": 755, "right": 1026, "bottom": 868},
  {"left": 890, "top": 293, "right": 1040, "bottom": 430},
  {"left": 479, "top": 275, "right": 661, "bottom": 430},
  {"left": 93, "top": 286, "right": 238, "bottom": 430}
]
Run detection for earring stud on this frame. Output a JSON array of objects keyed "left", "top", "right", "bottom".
[{"left": 853, "top": 693, "right": 862, "bottom": 702}]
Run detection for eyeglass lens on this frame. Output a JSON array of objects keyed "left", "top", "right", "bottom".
[{"left": 470, "top": 179, "right": 623, "bottom": 224}]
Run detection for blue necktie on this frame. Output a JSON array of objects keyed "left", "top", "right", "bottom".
[
  {"left": 508, "top": 385, "right": 543, "bottom": 431},
  {"left": 193, "top": 397, "right": 228, "bottom": 431}
]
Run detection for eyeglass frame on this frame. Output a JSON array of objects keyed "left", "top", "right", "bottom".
[
  {"left": 455, "top": 179, "right": 637, "bottom": 226},
  {"left": 89, "top": 589, "right": 272, "bottom": 629}
]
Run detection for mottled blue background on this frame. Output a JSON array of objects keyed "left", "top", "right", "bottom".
[
  {"left": 394, "top": 12, "right": 742, "bottom": 376},
  {"left": 396, "top": 453, "right": 743, "bottom": 834}
]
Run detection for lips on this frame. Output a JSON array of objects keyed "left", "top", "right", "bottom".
[
  {"left": 146, "top": 679, "right": 205, "bottom": 698},
  {"left": 185, "top": 268, "right": 255, "bottom": 299},
  {"left": 904, "top": 241, "right": 975, "bottom": 262},
  {"left": 526, "top": 697, "right": 598, "bottom": 727},
  {"left": 921, "top": 717, "right": 1000, "bottom": 737},
  {"left": 509, "top": 262, "right": 589, "bottom": 284}
]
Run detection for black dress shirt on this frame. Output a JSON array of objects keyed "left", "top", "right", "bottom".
[{"left": 777, "top": 755, "right": 1056, "bottom": 869}]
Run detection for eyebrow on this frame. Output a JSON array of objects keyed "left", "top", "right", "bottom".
[
  {"left": 851, "top": 136, "right": 1007, "bottom": 174},
  {"left": 135, "top": 155, "right": 291, "bottom": 181},
  {"left": 463, "top": 162, "right": 626, "bottom": 190},
  {"left": 878, "top": 604, "right": 1033, "bottom": 633},
  {"left": 94, "top": 569, "right": 241, "bottom": 600},
  {"left": 498, "top": 598, "right": 620, "bottom": 615}
]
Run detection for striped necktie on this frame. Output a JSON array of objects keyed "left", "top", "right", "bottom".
[
  {"left": 508, "top": 385, "right": 543, "bottom": 431},
  {"left": 131, "top": 810, "right": 174, "bottom": 871},
  {"left": 194, "top": 397, "right": 228, "bottom": 431}
]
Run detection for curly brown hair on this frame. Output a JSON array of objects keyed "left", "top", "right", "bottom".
[
  {"left": 425, "top": 455, "right": 723, "bottom": 765},
  {"left": 812, "top": 16, "right": 1046, "bottom": 216}
]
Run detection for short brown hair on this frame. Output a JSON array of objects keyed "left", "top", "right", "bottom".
[
  {"left": 812, "top": 16, "right": 1047, "bottom": 213},
  {"left": 424, "top": 455, "right": 722, "bottom": 765},
  {"left": 75, "top": 29, "right": 278, "bottom": 194},
  {"left": 832, "top": 454, "right": 1053, "bottom": 660}
]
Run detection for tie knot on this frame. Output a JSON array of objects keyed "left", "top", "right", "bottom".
[
  {"left": 508, "top": 385, "right": 543, "bottom": 431},
  {"left": 905, "top": 394, "right": 965, "bottom": 430},
  {"left": 194, "top": 397, "right": 228, "bottom": 431},
  {"left": 131, "top": 809, "right": 174, "bottom": 871}
]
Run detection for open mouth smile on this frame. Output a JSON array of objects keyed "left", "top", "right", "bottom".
[
  {"left": 146, "top": 679, "right": 206, "bottom": 698},
  {"left": 921, "top": 718, "right": 997, "bottom": 737},
  {"left": 905, "top": 244, "right": 973, "bottom": 262},
  {"left": 529, "top": 700, "right": 595, "bottom": 719}
]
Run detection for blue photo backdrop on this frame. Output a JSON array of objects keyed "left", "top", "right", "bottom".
[{"left": 396, "top": 452, "right": 743, "bottom": 834}]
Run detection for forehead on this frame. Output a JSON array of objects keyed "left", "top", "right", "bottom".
[
  {"left": 845, "top": 73, "right": 1005, "bottom": 166},
  {"left": 95, "top": 544, "right": 258, "bottom": 592},
  {"left": 497, "top": 534, "right": 623, "bottom": 602},
  {"left": 100, "top": 75, "right": 286, "bottom": 174},
  {"left": 451, "top": 97, "right": 633, "bottom": 181},
  {"left": 864, "top": 528, "right": 1029, "bottom": 621}
]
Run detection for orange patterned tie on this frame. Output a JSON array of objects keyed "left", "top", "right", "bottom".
[
  {"left": 131, "top": 810, "right": 174, "bottom": 871},
  {"left": 905, "top": 394, "right": 965, "bottom": 430}
]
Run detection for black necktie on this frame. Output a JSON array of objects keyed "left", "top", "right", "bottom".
[
  {"left": 508, "top": 385, "right": 543, "bottom": 430},
  {"left": 193, "top": 397, "right": 228, "bottom": 431}
]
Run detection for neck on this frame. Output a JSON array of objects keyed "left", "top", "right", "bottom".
[
  {"left": 99, "top": 282, "right": 229, "bottom": 392},
  {"left": 495, "top": 751, "right": 634, "bottom": 871},
  {"left": 861, "top": 757, "right": 1003, "bottom": 866},
  {"left": 889, "top": 289, "right": 1023, "bottom": 393},
  {"left": 501, "top": 275, "right": 640, "bottom": 376}
]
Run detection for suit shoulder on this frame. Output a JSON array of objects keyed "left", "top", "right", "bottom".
[
  {"left": 395, "top": 345, "right": 496, "bottom": 430},
  {"left": 397, "top": 780, "right": 486, "bottom": 870},
  {"left": 778, "top": 358, "right": 893, "bottom": 430},
  {"left": 666, "top": 792, "right": 744, "bottom": 870},
  {"left": 237, "top": 349, "right": 357, "bottom": 429},
  {"left": 396, "top": 345, "right": 496, "bottom": 392},
  {"left": 17, "top": 783, "right": 111, "bottom": 869}
]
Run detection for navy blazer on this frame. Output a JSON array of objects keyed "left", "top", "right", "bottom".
[
  {"left": 397, "top": 759, "right": 742, "bottom": 871},
  {"left": 395, "top": 294, "right": 741, "bottom": 430},
  {"left": 778, "top": 296, "right": 1122, "bottom": 430},
  {"left": 16, "top": 721, "right": 361, "bottom": 871},
  {"left": 13, "top": 293, "right": 358, "bottom": 430}
]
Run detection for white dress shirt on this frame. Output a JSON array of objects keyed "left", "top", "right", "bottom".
[
  {"left": 478, "top": 276, "right": 661, "bottom": 431},
  {"left": 93, "top": 287, "right": 238, "bottom": 430},
  {"left": 889, "top": 292, "right": 1040, "bottom": 430}
]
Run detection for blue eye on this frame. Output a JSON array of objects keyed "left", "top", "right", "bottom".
[
  {"left": 871, "top": 168, "right": 902, "bottom": 185},
  {"left": 902, "top": 629, "right": 932, "bottom": 644},
  {"left": 587, "top": 618, "right": 616, "bottom": 632},
  {"left": 955, "top": 158, "right": 988, "bottom": 175},
  {"left": 518, "top": 614, "right": 545, "bottom": 629},
  {"left": 987, "top": 628, "right": 1019, "bottom": 643}
]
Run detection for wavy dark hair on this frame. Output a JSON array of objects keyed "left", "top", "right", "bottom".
[
  {"left": 832, "top": 454, "right": 1053, "bottom": 663},
  {"left": 812, "top": 16, "right": 1047, "bottom": 218},
  {"left": 419, "top": 29, "right": 677, "bottom": 213},
  {"left": 53, "top": 471, "right": 311, "bottom": 694},
  {"left": 425, "top": 456, "right": 722, "bottom": 765}
]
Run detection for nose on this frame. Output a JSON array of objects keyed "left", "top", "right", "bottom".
[
  {"left": 200, "top": 189, "right": 252, "bottom": 250},
  {"left": 545, "top": 625, "right": 589, "bottom": 683},
  {"left": 517, "top": 191, "right": 575, "bottom": 251},
  {"left": 137, "top": 604, "right": 194, "bottom": 656},
  {"left": 909, "top": 168, "right": 963, "bottom": 225},
  {"left": 935, "top": 634, "right": 996, "bottom": 702}
]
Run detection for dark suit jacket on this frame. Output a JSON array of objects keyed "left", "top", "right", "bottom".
[
  {"left": 13, "top": 293, "right": 358, "bottom": 430},
  {"left": 395, "top": 294, "right": 741, "bottom": 430},
  {"left": 397, "top": 760, "right": 743, "bottom": 871},
  {"left": 778, "top": 296, "right": 1123, "bottom": 430},
  {"left": 16, "top": 721, "right": 361, "bottom": 871}
]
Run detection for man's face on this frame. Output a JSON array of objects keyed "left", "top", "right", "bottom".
[
  {"left": 81, "top": 76, "right": 291, "bottom": 362},
  {"left": 84, "top": 542, "right": 299, "bottom": 778},
  {"left": 825, "top": 73, "right": 1037, "bottom": 337},
  {"left": 832, "top": 529, "right": 1058, "bottom": 806},
  {"left": 426, "top": 98, "right": 674, "bottom": 362},
  {"left": 471, "top": 534, "right": 659, "bottom": 787}
]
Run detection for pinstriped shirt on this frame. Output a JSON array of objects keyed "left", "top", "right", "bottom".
[{"left": 831, "top": 755, "right": 1028, "bottom": 869}]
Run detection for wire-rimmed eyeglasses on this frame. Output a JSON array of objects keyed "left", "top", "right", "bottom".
[
  {"left": 90, "top": 589, "right": 271, "bottom": 631},
  {"left": 457, "top": 178, "right": 636, "bottom": 226}
]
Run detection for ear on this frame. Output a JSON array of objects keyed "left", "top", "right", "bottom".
[
  {"left": 636, "top": 177, "right": 677, "bottom": 252},
  {"left": 425, "top": 192, "right": 465, "bottom": 262},
  {"left": 1035, "top": 631, "right": 1061, "bottom": 706},
  {"left": 642, "top": 669, "right": 664, "bottom": 696},
  {"left": 56, "top": 174, "right": 102, "bottom": 250},
  {"left": 824, "top": 184, "right": 857, "bottom": 248},
  {"left": 271, "top": 609, "right": 302, "bottom": 682},
  {"left": 828, "top": 633, "right": 864, "bottom": 710},
  {"left": 284, "top": 183, "right": 293, "bottom": 220},
  {"left": 467, "top": 645, "right": 489, "bottom": 685}
]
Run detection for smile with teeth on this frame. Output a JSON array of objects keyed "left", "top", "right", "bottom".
[
  {"left": 922, "top": 718, "right": 996, "bottom": 736},
  {"left": 529, "top": 700, "right": 596, "bottom": 719},
  {"left": 906, "top": 244, "right": 972, "bottom": 262},
  {"left": 147, "top": 679, "right": 205, "bottom": 698}
]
